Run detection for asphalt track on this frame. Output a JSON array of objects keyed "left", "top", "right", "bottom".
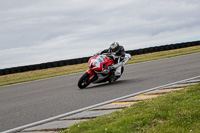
[{"left": 0, "top": 53, "right": 200, "bottom": 132}]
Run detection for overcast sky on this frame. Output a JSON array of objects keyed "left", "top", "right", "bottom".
[{"left": 0, "top": 0, "right": 200, "bottom": 69}]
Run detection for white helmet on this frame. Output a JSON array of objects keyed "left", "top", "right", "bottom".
[{"left": 110, "top": 42, "right": 120, "bottom": 53}]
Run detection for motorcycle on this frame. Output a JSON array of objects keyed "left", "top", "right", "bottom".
[{"left": 78, "top": 53, "right": 131, "bottom": 89}]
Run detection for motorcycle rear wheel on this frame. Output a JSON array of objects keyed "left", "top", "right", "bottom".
[{"left": 78, "top": 72, "right": 91, "bottom": 89}]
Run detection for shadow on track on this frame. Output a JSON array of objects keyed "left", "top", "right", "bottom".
[{"left": 81, "top": 78, "right": 145, "bottom": 90}]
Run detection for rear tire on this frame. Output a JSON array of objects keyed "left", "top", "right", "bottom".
[
  {"left": 121, "top": 66, "right": 124, "bottom": 75},
  {"left": 78, "top": 72, "right": 91, "bottom": 89},
  {"left": 109, "top": 66, "right": 124, "bottom": 83}
]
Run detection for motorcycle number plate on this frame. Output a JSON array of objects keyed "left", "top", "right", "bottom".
[{"left": 96, "top": 55, "right": 106, "bottom": 63}]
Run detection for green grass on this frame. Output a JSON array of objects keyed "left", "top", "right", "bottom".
[
  {"left": 0, "top": 45, "right": 200, "bottom": 87},
  {"left": 62, "top": 83, "right": 200, "bottom": 133}
]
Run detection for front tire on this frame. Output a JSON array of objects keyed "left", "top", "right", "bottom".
[{"left": 78, "top": 72, "right": 91, "bottom": 89}]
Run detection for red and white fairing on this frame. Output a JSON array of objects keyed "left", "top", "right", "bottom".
[
  {"left": 87, "top": 55, "right": 114, "bottom": 81},
  {"left": 78, "top": 53, "right": 131, "bottom": 89}
]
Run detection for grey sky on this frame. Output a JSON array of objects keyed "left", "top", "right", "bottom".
[{"left": 0, "top": 0, "right": 200, "bottom": 69}]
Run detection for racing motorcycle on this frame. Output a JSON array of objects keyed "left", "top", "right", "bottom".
[{"left": 78, "top": 53, "right": 131, "bottom": 89}]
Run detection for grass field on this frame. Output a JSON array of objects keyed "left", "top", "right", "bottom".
[
  {"left": 62, "top": 83, "right": 200, "bottom": 133},
  {"left": 0, "top": 45, "right": 200, "bottom": 87}
]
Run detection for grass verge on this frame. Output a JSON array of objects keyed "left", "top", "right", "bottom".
[
  {"left": 62, "top": 83, "right": 200, "bottom": 133},
  {"left": 0, "top": 45, "right": 200, "bottom": 87}
]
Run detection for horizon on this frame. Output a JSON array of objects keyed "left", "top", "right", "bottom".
[{"left": 1, "top": 0, "right": 200, "bottom": 69}]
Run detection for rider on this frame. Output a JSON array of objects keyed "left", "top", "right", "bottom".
[{"left": 95, "top": 42, "right": 126, "bottom": 82}]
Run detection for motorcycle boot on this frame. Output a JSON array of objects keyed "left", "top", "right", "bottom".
[{"left": 109, "top": 70, "right": 116, "bottom": 83}]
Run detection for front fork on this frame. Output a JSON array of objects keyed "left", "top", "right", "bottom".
[{"left": 86, "top": 69, "right": 95, "bottom": 82}]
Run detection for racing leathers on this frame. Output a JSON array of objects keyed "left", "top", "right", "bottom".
[{"left": 96, "top": 45, "right": 127, "bottom": 78}]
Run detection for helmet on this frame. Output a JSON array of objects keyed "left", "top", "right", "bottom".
[{"left": 110, "top": 42, "right": 120, "bottom": 53}]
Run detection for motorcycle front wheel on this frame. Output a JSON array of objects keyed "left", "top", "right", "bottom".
[{"left": 78, "top": 72, "right": 91, "bottom": 89}]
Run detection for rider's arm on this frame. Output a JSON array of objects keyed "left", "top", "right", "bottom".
[
  {"left": 94, "top": 49, "right": 110, "bottom": 56},
  {"left": 119, "top": 46, "right": 125, "bottom": 58},
  {"left": 100, "top": 49, "right": 110, "bottom": 54}
]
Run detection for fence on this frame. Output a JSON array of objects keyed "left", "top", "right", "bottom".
[{"left": 0, "top": 40, "right": 199, "bottom": 75}]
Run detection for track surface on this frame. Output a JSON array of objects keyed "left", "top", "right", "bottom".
[{"left": 0, "top": 53, "right": 200, "bottom": 132}]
